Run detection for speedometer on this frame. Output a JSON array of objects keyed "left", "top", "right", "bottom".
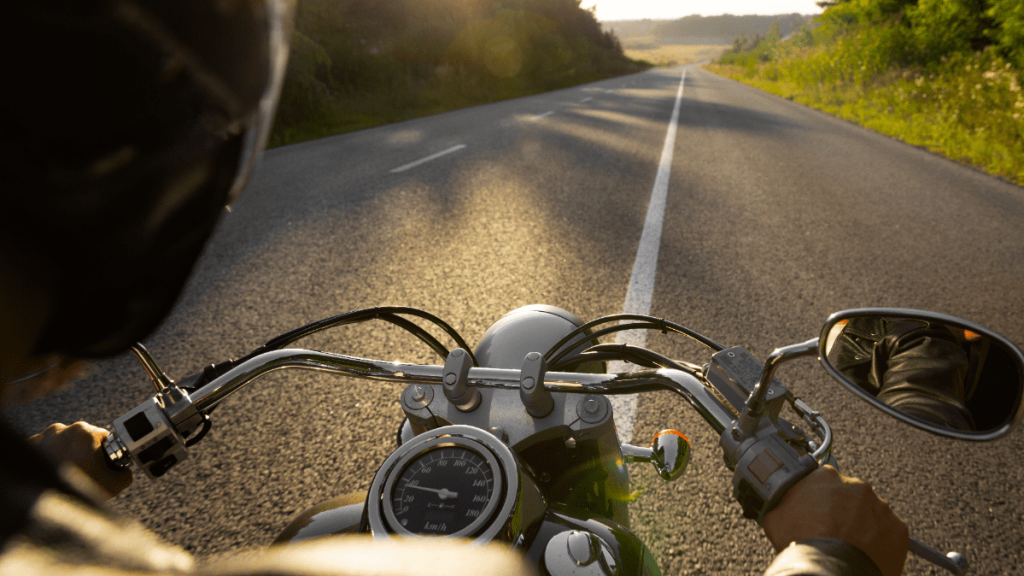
[
  {"left": 389, "top": 446, "right": 495, "bottom": 535},
  {"left": 368, "top": 425, "right": 525, "bottom": 543}
]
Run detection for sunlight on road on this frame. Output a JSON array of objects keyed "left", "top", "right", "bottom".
[{"left": 386, "top": 130, "right": 425, "bottom": 146}]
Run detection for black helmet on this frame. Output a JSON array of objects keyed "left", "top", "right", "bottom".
[{"left": 1, "top": 1, "right": 292, "bottom": 357}]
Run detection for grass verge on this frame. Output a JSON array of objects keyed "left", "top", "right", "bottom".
[{"left": 707, "top": 49, "right": 1024, "bottom": 185}]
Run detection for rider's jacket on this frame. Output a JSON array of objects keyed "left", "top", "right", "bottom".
[
  {"left": 827, "top": 317, "right": 975, "bottom": 430},
  {"left": 764, "top": 539, "right": 882, "bottom": 576},
  {"left": 0, "top": 421, "right": 878, "bottom": 576}
]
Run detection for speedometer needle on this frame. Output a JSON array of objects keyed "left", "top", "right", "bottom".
[{"left": 406, "top": 485, "right": 458, "bottom": 499}]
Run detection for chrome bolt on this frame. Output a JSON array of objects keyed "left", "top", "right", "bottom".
[
  {"left": 584, "top": 398, "right": 600, "bottom": 414},
  {"left": 411, "top": 386, "right": 426, "bottom": 402}
]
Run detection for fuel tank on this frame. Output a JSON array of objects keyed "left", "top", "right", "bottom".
[{"left": 273, "top": 491, "right": 366, "bottom": 544}]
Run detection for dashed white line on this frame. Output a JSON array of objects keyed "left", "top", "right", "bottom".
[
  {"left": 609, "top": 69, "right": 687, "bottom": 445},
  {"left": 389, "top": 144, "right": 466, "bottom": 173},
  {"left": 529, "top": 111, "right": 555, "bottom": 121},
  {"left": 580, "top": 97, "right": 593, "bottom": 103}
]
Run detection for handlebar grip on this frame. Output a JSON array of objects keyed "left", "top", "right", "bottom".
[
  {"left": 102, "top": 432, "right": 131, "bottom": 471},
  {"left": 724, "top": 424, "right": 820, "bottom": 525}
]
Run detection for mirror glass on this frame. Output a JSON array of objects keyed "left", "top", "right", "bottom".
[{"left": 820, "top": 313, "right": 1024, "bottom": 438}]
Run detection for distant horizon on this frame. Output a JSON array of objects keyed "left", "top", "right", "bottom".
[
  {"left": 581, "top": 1, "right": 824, "bottom": 22},
  {"left": 599, "top": 13, "right": 819, "bottom": 22}
]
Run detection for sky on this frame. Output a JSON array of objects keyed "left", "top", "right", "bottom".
[{"left": 579, "top": 0, "right": 824, "bottom": 20}]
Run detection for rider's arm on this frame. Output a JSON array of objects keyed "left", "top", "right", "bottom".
[
  {"left": 829, "top": 319, "right": 975, "bottom": 431},
  {"left": 29, "top": 421, "right": 132, "bottom": 500},
  {"left": 872, "top": 328, "right": 975, "bottom": 431}
]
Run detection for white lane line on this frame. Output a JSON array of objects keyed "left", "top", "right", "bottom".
[
  {"left": 529, "top": 111, "right": 554, "bottom": 121},
  {"left": 580, "top": 97, "right": 593, "bottom": 103},
  {"left": 604, "top": 89, "right": 614, "bottom": 93},
  {"left": 609, "top": 69, "right": 687, "bottom": 445},
  {"left": 390, "top": 144, "right": 466, "bottom": 173}
]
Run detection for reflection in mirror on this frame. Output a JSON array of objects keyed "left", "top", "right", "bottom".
[{"left": 822, "top": 315, "right": 1024, "bottom": 435}]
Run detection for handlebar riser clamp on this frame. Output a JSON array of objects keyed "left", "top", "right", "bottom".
[
  {"left": 520, "top": 352, "right": 554, "bottom": 418},
  {"left": 442, "top": 349, "right": 481, "bottom": 412}
]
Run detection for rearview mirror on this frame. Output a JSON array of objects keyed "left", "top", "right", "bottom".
[{"left": 819, "top": 308, "right": 1024, "bottom": 441}]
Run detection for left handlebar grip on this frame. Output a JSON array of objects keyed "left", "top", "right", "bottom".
[{"left": 103, "top": 432, "right": 131, "bottom": 471}]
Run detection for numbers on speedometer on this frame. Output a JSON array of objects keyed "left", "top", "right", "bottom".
[{"left": 391, "top": 447, "right": 494, "bottom": 536}]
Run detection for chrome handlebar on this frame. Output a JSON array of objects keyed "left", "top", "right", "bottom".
[
  {"left": 105, "top": 348, "right": 745, "bottom": 475},
  {"left": 107, "top": 347, "right": 833, "bottom": 473},
  {"left": 187, "top": 348, "right": 737, "bottom": 432}
]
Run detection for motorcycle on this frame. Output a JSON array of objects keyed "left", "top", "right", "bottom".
[{"left": 102, "top": 305, "right": 1024, "bottom": 576}]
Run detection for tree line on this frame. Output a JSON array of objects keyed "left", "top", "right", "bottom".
[
  {"left": 653, "top": 14, "right": 809, "bottom": 41},
  {"left": 270, "top": 0, "right": 643, "bottom": 146},
  {"left": 605, "top": 14, "right": 814, "bottom": 46}
]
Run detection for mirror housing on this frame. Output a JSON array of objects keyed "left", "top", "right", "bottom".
[
  {"left": 819, "top": 308, "right": 1024, "bottom": 441},
  {"left": 650, "top": 430, "right": 691, "bottom": 481}
]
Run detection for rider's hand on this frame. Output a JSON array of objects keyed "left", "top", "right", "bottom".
[
  {"left": 30, "top": 421, "right": 132, "bottom": 500},
  {"left": 762, "top": 465, "right": 908, "bottom": 576}
]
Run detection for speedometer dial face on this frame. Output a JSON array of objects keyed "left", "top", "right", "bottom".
[
  {"left": 369, "top": 426, "right": 521, "bottom": 543},
  {"left": 391, "top": 447, "right": 494, "bottom": 536}
]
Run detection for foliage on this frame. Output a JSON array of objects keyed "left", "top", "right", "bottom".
[
  {"left": 907, "top": 0, "right": 993, "bottom": 55},
  {"left": 808, "top": 0, "right": 1019, "bottom": 66},
  {"left": 986, "top": 0, "right": 1024, "bottom": 69},
  {"left": 709, "top": 3, "right": 1024, "bottom": 184},
  {"left": 269, "top": 0, "right": 646, "bottom": 146}
]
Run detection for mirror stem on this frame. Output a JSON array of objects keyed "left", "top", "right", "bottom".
[
  {"left": 739, "top": 338, "right": 819, "bottom": 437},
  {"left": 130, "top": 343, "right": 173, "bottom": 392}
]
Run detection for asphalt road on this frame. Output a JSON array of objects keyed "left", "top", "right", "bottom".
[{"left": 8, "top": 64, "right": 1024, "bottom": 575}]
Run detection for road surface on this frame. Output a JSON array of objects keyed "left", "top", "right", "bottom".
[{"left": 8, "top": 64, "right": 1024, "bottom": 575}]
